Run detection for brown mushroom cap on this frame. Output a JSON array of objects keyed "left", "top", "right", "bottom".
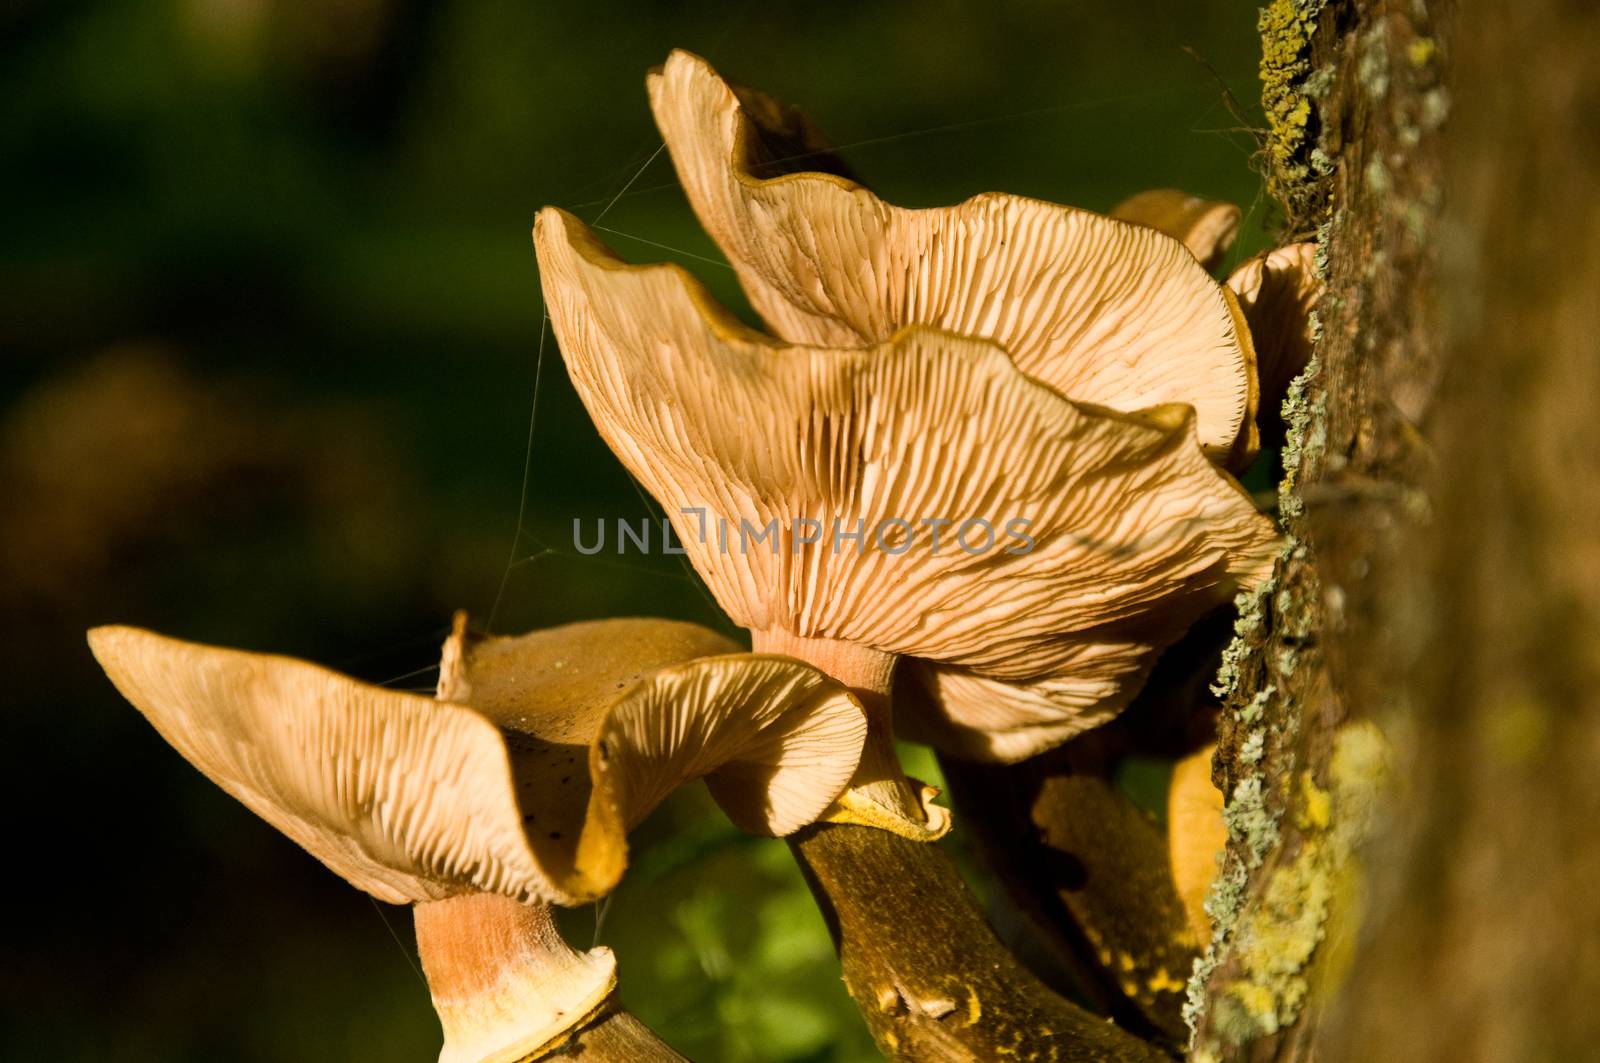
[
  {"left": 535, "top": 209, "right": 1278, "bottom": 757},
  {"left": 1227, "top": 242, "right": 1322, "bottom": 437},
  {"left": 646, "top": 49, "right": 1258, "bottom": 462},
  {"left": 442, "top": 617, "right": 869, "bottom": 885},
  {"left": 1168, "top": 743, "right": 1228, "bottom": 947},
  {"left": 1109, "top": 188, "right": 1243, "bottom": 272},
  {"left": 88, "top": 616, "right": 866, "bottom": 906}
]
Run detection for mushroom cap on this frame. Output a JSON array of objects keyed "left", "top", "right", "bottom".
[
  {"left": 534, "top": 209, "right": 1278, "bottom": 753},
  {"left": 441, "top": 617, "right": 868, "bottom": 886},
  {"left": 1227, "top": 242, "right": 1321, "bottom": 436},
  {"left": 89, "top": 617, "right": 866, "bottom": 906},
  {"left": 901, "top": 635, "right": 1163, "bottom": 762},
  {"left": 1108, "top": 188, "right": 1243, "bottom": 272},
  {"left": 646, "top": 49, "right": 1258, "bottom": 462},
  {"left": 1168, "top": 743, "right": 1227, "bottom": 946}
]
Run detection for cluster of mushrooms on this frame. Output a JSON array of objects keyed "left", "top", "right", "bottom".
[{"left": 92, "top": 51, "right": 1318, "bottom": 1062}]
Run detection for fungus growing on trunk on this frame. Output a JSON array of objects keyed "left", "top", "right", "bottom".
[
  {"left": 535, "top": 209, "right": 1276, "bottom": 776},
  {"left": 532, "top": 204, "right": 1271, "bottom": 1057},
  {"left": 88, "top": 615, "right": 864, "bottom": 1062},
  {"left": 635, "top": 50, "right": 1278, "bottom": 765},
  {"left": 1227, "top": 241, "right": 1323, "bottom": 444}
]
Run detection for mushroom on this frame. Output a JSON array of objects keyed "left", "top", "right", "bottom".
[
  {"left": 88, "top": 615, "right": 865, "bottom": 1062},
  {"left": 647, "top": 51, "right": 1259, "bottom": 468},
  {"left": 532, "top": 56, "right": 1276, "bottom": 1058},
  {"left": 1169, "top": 742, "right": 1229, "bottom": 948},
  {"left": 1227, "top": 241, "right": 1323, "bottom": 444},
  {"left": 636, "top": 50, "right": 1277, "bottom": 765},
  {"left": 1109, "top": 187, "right": 1243, "bottom": 271},
  {"left": 535, "top": 212, "right": 1276, "bottom": 784}
]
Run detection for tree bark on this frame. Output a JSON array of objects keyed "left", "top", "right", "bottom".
[
  {"left": 1321, "top": 0, "right": 1600, "bottom": 1058},
  {"left": 1185, "top": 0, "right": 1449, "bottom": 1058},
  {"left": 1191, "top": 0, "right": 1600, "bottom": 1058}
]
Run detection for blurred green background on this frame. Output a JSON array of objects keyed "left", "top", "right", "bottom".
[{"left": 1, "top": 1, "right": 1267, "bottom": 1059}]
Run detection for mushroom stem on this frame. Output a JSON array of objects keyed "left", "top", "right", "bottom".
[
  {"left": 788, "top": 820, "right": 1172, "bottom": 1061},
  {"left": 413, "top": 893, "right": 678, "bottom": 1063},
  {"left": 936, "top": 752, "right": 1197, "bottom": 1046},
  {"left": 755, "top": 634, "right": 1170, "bottom": 1056},
  {"left": 750, "top": 630, "right": 924, "bottom": 823}
]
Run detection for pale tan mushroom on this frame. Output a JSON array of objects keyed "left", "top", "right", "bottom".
[
  {"left": 535, "top": 208, "right": 1278, "bottom": 818},
  {"left": 88, "top": 615, "right": 864, "bottom": 1063},
  {"left": 1227, "top": 241, "right": 1322, "bottom": 437},
  {"left": 646, "top": 50, "right": 1259, "bottom": 467},
  {"left": 1109, "top": 187, "right": 1243, "bottom": 271}
]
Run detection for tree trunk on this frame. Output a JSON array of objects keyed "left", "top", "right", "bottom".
[
  {"left": 1191, "top": 0, "right": 1600, "bottom": 1059},
  {"left": 1184, "top": 0, "right": 1447, "bottom": 1057},
  {"left": 1320, "top": 0, "right": 1600, "bottom": 1058}
]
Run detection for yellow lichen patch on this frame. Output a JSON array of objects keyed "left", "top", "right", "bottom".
[
  {"left": 1214, "top": 721, "right": 1391, "bottom": 1045},
  {"left": 1226, "top": 980, "right": 1279, "bottom": 1029},
  {"left": 1296, "top": 772, "right": 1331, "bottom": 831},
  {"left": 1258, "top": 0, "right": 1325, "bottom": 206}
]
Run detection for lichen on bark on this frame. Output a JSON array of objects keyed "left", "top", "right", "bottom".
[{"left": 1184, "top": 0, "right": 1448, "bottom": 1058}]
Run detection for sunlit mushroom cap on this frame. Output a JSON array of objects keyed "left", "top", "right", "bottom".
[
  {"left": 1227, "top": 242, "right": 1321, "bottom": 437},
  {"left": 88, "top": 616, "right": 866, "bottom": 906},
  {"left": 646, "top": 50, "right": 1258, "bottom": 464},
  {"left": 534, "top": 210, "right": 1278, "bottom": 761},
  {"left": 1168, "top": 743, "right": 1227, "bottom": 947},
  {"left": 1109, "top": 188, "right": 1242, "bottom": 272}
]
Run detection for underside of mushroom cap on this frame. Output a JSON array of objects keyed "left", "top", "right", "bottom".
[
  {"left": 90, "top": 617, "right": 866, "bottom": 906},
  {"left": 646, "top": 49, "right": 1258, "bottom": 462},
  {"left": 89, "top": 624, "right": 562, "bottom": 905},
  {"left": 1227, "top": 242, "right": 1322, "bottom": 440},
  {"left": 901, "top": 635, "right": 1163, "bottom": 763},
  {"left": 535, "top": 210, "right": 1279, "bottom": 736},
  {"left": 440, "top": 616, "right": 868, "bottom": 896}
]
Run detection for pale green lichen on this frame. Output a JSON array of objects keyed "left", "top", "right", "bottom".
[
  {"left": 1187, "top": 8, "right": 1342, "bottom": 1045},
  {"left": 1277, "top": 356, "right": 1324, "bottom": 518},
  {"left": 1302, "top": 64, "right": 1336, "bottom": 100},
  {"left": 1213, "top": 724, "right": 1391, "bottom": 1045},
  {"left": 1357, "top": 21, "right": 1391, "bottom": 99},
  {"left": 1313, "top": 213, "right": 1337, "bottom": 273},
  {"left": 1364, "top": 156, "right": 1391, "bottom": 195},
  {"left": 1226, "top": 775, "right": 1280, "bottom": 869},
  {"left": 1239, "top": 730, "right": 1267, "bottom": 767},
  {"left": 1240, "top": 686, "right": 1274, "bottom": 726},
  {"left": 1211, "top": 585, "right": 1273, "bottom": 700},
  {"left": 1420, "top": 87, "right": 1451, "bottom": 130}
]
